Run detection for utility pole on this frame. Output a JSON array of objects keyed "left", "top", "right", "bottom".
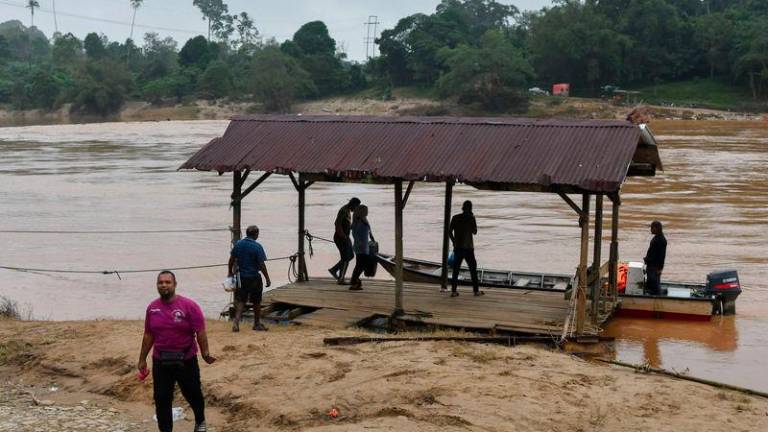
[
  {"left": 52, "top": 0, "right": 58, "bottom": 34},
  {"left": 363, "top": 15, "right": 380, "bottom": 59}
]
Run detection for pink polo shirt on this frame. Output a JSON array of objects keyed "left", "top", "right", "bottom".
[{"left": 144, "top": 295, "right": 205, "bottom": 360}]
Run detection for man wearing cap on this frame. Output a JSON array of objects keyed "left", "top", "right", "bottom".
[
  {"left": 228, "top": 225, "right": 271, "bottom": 332},
  {"left": 328, "top": 197, "right": 360, "bottom": 284}
]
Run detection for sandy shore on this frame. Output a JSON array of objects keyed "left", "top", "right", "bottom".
[
  {"left": 1, "top": 318, "right": 767, "bottom": 432},
  {"left": 1, "top": 95, "right": 764, "bottom": 127}
]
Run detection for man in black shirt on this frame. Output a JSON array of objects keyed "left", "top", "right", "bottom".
[
  {"left": 644, "top": 220, "right": 667, "bottom": 296},
  {"left": 449, "top": 200, "right": 483, "bottom": 297},
  {"left": 328, "top": 197, "right": 360, "bottom": 284}
]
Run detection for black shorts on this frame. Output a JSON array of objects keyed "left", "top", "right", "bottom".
[{"left": 235, "top": 275, "right": 263, "bottom": 305}]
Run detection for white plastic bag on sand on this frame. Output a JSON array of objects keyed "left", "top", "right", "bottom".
[{"left": 153, "top": 407, "right": 185, "bottom": 422}]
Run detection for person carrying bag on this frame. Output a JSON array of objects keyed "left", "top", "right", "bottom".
[{"left": 350, "top": 205, "right": 378, "bottom": 290}]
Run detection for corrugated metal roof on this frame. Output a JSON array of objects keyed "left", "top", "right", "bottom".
[{"left": 180, "top": 115, "right": 661, "bottom": 193}]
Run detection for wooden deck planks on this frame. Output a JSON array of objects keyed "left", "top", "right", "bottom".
[{"left": 264, "top": 278, "right": 598, "bottom": 335}]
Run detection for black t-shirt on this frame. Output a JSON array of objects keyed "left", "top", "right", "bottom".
[
  {"left": 450, "top": 212, "right": 477, "bottom": 249},
  {"left": 644, "top": 234, "right": 667, "bottom": 269},
  {"left": 335, "top": 205, "right": 352, "bottom": 236}
]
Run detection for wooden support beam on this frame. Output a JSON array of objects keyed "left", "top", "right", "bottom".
[
  {"left": 591, "top": 194, "right": 603, "bottom": 323},
  {"left": 558, "top": 192, "right": 585, "bottom": 218},
  {"left": 297, "top": 173, "right": 308, "bottom": 281},
  {"left": 240, "top": 169, "right": 250, "bottom": 184},
  {"left": 394, "top": 180, "right": 404, "bottom": 315},
  {"left": 402, "top": 180, "right": 415, "bottom": 208},
  {"left": 576, "top": 194, "right": 590, "bottom": 334},
  {"left": 440, "top": 181, "right": 454, "bottom": 290},
  {"left": 240, "top": 172, "right": 272, "bottom": 201},
  {"left": 609, "top": 194, "right": 620, "bottom": 301},
  {"left": 288, "top": 172, "right": 299, "bottom": 190},
  {"left": 231, "top": 171, "right": 243, "bottom": 246},
  {"left": 608, "top": 192, "right": 621, "bottom": 205}
]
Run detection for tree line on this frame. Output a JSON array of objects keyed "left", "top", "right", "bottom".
[{"left": 0, "top": 0, "right": 767, "bottom": 116}]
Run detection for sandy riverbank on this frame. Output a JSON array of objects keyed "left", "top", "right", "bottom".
[
  {"left": 1, "top": 95, "right": 764, "bottom": 127},
  {"left": 1, "top": 318, "right": 767, "bottom": 432}
]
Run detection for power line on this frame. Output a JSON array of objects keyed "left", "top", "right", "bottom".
[
  {"left": 0, "top": 0, "right": 203, "bottom": 35},
  {"left": 0, "top": 228, "right": 229, "bottom": 234}
]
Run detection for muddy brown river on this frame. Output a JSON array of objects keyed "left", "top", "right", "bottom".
[{"left": 1, "top": 119, "right": 766, "bottom": 392}]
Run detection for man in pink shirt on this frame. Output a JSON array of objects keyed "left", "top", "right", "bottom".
[{"left": 137, "top": 271, "right": 216, "bottom": 432}]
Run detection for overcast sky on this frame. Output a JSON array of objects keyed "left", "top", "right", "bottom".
[{"left": 0, "top": 0, "right": 553, "bottom": 61}]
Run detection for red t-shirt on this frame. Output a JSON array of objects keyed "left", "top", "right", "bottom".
[{"left": 144, "top": 295, "right": 205, "bottom": 360}]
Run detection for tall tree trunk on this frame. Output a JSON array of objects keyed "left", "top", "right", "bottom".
[
  {"left": 52, "top": 0, "right": 58, "bottom": 34},
  {"left": 749, "top": 70, "right": 757, "bottom": 101},
  {"left": 130, "top": 7, "right": 137, "bottom": 41},
  {"left": 207, "top": 19, "right": 211, "bottom": 41}
]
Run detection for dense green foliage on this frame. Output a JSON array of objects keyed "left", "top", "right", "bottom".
[
  {"left": 0, "top": 10, "right": 363, "bottom": 114},
  {"left": 372, "top": 0, "right": 768, "bottom": 108},
  {"left": 1, "top": 0, "right": 767, "bottom": 116}
]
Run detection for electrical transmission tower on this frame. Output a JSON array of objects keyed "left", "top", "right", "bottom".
[{"left": 363, "top": 15, "right": 380, "bottom": 59}]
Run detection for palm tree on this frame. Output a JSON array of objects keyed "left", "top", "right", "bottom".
[
  {"left": 26, "top": 0, "right": 40, "bottom": 27},
  {"left": 129, "top": 0, "right": 144, "bottom": 41},
  {"left": 52, "top": 0, "right": 59, "bottom": 34}
]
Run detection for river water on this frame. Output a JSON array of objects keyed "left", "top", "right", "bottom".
[{"left": 1, "top": 119, "right": 766, "bottom": 391}]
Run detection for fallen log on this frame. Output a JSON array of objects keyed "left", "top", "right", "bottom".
[
  {"left": 596, "top": 358, "right": 768, "bottom": 399},
  {"left": 323, "top": 335, "right": 557, "bottom": 347}
]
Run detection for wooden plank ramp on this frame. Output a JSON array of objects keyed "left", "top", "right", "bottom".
[{"left": 264, "top": 278, "right": 608, "bottom": 336}]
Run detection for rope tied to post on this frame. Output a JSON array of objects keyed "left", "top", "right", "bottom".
[{"left": 304, "top": 230, "right": 335, "bottom": 259}]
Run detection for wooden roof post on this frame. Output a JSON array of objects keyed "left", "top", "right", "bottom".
[
  {"left": 231, "top": 170, "right": 242, "bottom": 246},
  {"left": 297, "top": 173, "right": 308, "bottom": 281},
  {"left": 440, "top": 181, "right": 454, "bottom": 290},
  {"left": 576, "top": 193, "right": 590, "bottom": 334},
  {"left": 394, "top": 180, "right": 404, "bottom": 315},
  {"left": 591, "top": 194, "right": 603, "bottom": 324},
  {"left": 609, "top": 193, "right": 621, "bottom": 302}
]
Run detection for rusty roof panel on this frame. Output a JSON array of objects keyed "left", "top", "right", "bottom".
[{"left": 180, "top": 115, "right": 659, "bottom": 193}]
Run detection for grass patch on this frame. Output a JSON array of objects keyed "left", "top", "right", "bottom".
[
  {"left": 631, "top": 79, "right": 764, "bottom": 111},
  {"left": 0, "top": 296, "right": 31, "bottom": 320},
  {"left": 392, "top": 86, "right": 438, "bottom": 99},
  {"left": 0, "top": 340, "right": 36, "bottom": 365}
]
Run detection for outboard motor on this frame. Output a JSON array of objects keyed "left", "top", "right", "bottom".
[{"left": 705, "top": 270, "right": 741, "bottom": 315}]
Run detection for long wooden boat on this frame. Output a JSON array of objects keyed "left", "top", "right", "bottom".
[{"left": 375, "top": 254, "right": 740, "bottom": 321}]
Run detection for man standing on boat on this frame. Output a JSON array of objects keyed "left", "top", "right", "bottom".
[
  {"left": 328, "top": 197, "right": 360, "bottom": 284},
  {"left": 449, "top": 200, "right": 483, "bottom": 297},
  {"left": 228, "top": 225, "right": 271, "bottom": 332},
  {"left": 644, "top": 220, "right": 667, "bottom": 296}
]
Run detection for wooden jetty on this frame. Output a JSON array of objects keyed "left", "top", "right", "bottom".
[
  {"left": 181, "top": 115, "right": 662, "bottom": 337},
  {"left": 264, "top": 277, "right": 609, "bottom": 336}
]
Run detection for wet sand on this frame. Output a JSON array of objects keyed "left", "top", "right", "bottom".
[{"left": 2, "top": 319, "right": 768, "bottom": 432}]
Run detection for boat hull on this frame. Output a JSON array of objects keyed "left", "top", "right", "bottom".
[
  {"left": 616, "top": 295, "right": 713, "bottom": 321},
  {"left": 375, "top": 254, "right": 720, "bottom": 320}
]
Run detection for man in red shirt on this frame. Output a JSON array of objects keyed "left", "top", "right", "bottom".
[{"left": 137, "top": 271, "right": 216, "bottom": 432}]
